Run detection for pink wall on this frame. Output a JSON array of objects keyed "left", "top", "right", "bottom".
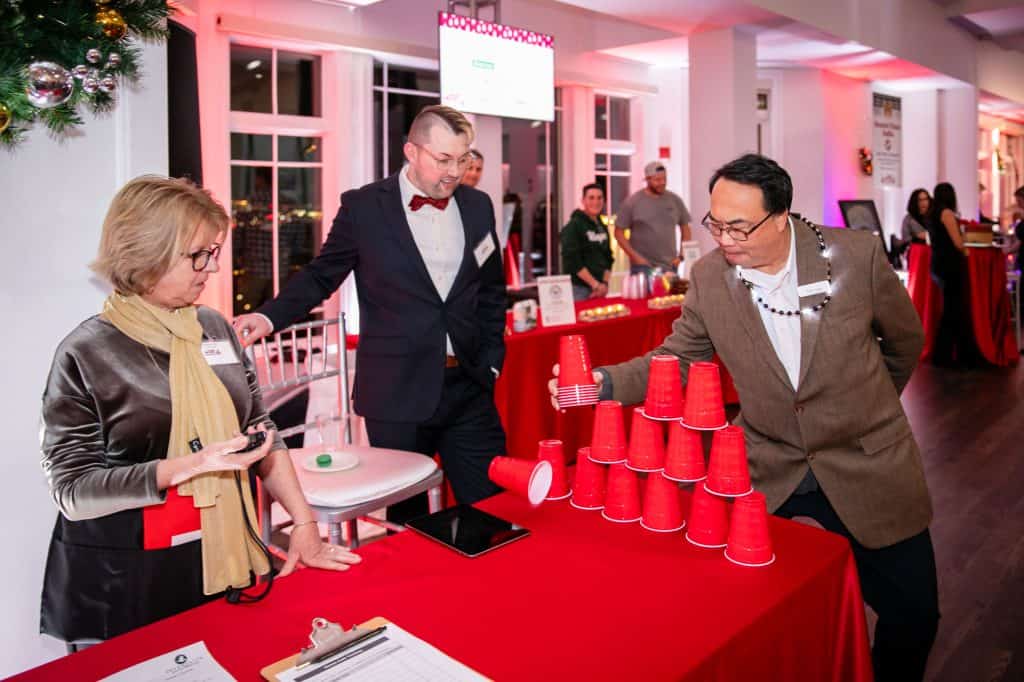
[{"left": 821, "top": 71, "right": 873, "bottom": 227}]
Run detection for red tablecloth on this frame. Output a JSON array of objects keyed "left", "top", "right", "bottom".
[
  {"left": 906, "top": 244, "right": 1017, "bottom": 367},
  {"left": 12, "top": 494, "right": 872, "bottom": 682},
  {"left": 496, "top": 297, "right": 738, "bottom": 461}
]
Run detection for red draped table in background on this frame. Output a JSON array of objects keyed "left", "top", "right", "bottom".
[
  {"left": 12, "top": 494, "right": 872, "bottom": 682},
  {"left": 495, "top": 297, "right": 738, "bottom": 461},
  {"left": 906, "top": 243, "right": 1017, "bottom": 367}
]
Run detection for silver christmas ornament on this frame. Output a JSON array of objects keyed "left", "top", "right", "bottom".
[
  {"left": 25, "top": 61, "right": 74, "bottom": 109},
  {"left": 106, "top": 52, "right": 121, "bottom": 69},
  {"left": 99, "top": 75, "right": 116, "bottom": 93},
  {"left": 82, "top": 76, "right": 100, "bottom": 95},
  {"left": 73, "top": 65, "right": 89, "bottom": 80},
  {"left": 86, "top": 48, "right": 102, "bottom": 64}
]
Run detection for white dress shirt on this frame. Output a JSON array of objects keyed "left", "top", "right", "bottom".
[
  {"left": 736, "top": 223, "right": 801, "bottom": 391},
  {"left": 399, "top": 165, "right": 466, "bottom": 356}
]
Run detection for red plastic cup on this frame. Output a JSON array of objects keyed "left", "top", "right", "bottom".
[
  {"left": 558, "top": 334, "right": 595, "bottom": 387},
  {"left": 488, "top": 456, "right": 553, "bottom": 505},
  {"left": 537, "top": 439, "right": 571, "bottom": 500},
  {"left": 683, "top": 361, "right": 727, "bottom": 429},
  {"left": 641, "top": 473, "right": 686, "bottom": 532},
  {"left": 704, "top": 425, "right": 753, "bottom": 497},
  {"left": 590, "top": 400, "right": 627, "bottom": 464},
  {"left": 725, "top": 491, "right": 776, "bottom": 567},
  {"left": 685, "top": 485, "right": 729, "bottom": 548},
  {"left": 644, "top": 355, "right": 685, "bottom": 419},
  {"left": 664, "top": 420, "right": 707, "bottom": 482},
  {"left": 601, "top": 463, "right": 642, "bottom": 523},
  {"left": 625, "top": 407, "right": 666, "bottom": 472},
  {"left": 570, "top": 447, "right": 607, "bottom": 510}
]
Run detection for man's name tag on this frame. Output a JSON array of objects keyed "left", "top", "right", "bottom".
[
  {"left": 474, "top": 233, "right": 497, "bottom": 267},
  {"left": 797, "top": 280, "right": 831, "bottom": 298},
  {"left": 201, "top": 340, "right": 240, "bottom": 366}
]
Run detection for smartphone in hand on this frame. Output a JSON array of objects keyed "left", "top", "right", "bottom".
[{"left": 237, "top": 431, "right": 267, "bottom": 453}]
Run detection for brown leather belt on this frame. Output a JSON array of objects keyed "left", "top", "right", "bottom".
[{"left": 445, "top": 355, "right": 459, "bottom": 368}]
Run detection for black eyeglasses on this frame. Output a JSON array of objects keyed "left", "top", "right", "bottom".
[
  {"left": 185, "top": 244, "right": 221, "bottom": 271},
  {"left": 700, "top": 212, "right": 773, "bottom": 242}
]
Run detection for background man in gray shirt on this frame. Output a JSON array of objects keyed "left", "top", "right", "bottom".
[{"left": 614, "top": 161, "right": 692, "bottom": 273}]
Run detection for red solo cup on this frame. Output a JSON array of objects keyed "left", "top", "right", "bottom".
[
  {"left": 557, "top": 385, "right": 600, "bottom": 409},
  {"left": 725, "top": 491, "right": 776, "bottom": 567},
  {"left": 625, "top": 407, "right": 666, "bottom": 472},
  {"left": 571, "top": 447, "right": 607, "bottom": 510},
  {"left": 488, "top": 456, "right": 553, "bottom": 505},
  {"left": 640, "top": 473, "right": 686, "bottom": 532},
  {"left": 643, "top": 355, "right": 685, "bottom": 419},
  {"left": 537, "top": 439, "right": 571, "bottom": 500},
  {"left": 685, "top": 485, "right": 729, "bottom": 548},
  {"left": 589, "top": 400, "right": 627, "bottom": 463},
  {"left": 601, "top": 463, "right": 642, "bottom": 523},
  {"left": 664, "top": 420, "right": 706, "bottom": 482},
  {"left": 704, "top": 425, "right": 753, "bottom": 497},
  {"left": 682, "top": 361, "right": 727, "bottom": 429},
  {"left": 558, "top": 334, "right": 595, "bottom": 387}
]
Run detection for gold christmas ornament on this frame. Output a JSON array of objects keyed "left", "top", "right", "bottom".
[
  {"left": 96, "top": 8, "right": 127, "bottom": 40},
  {"left": 0, "top": 103, "right": 11, "bottom": 134}
]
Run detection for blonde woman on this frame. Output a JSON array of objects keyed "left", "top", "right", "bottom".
[{"left": 40, "top": 176, "right": 359, "bottom": 646}]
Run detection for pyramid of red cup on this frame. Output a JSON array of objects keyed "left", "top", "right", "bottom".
[{"left": 536, "top": 353, "right": 774, "bottom": 568}]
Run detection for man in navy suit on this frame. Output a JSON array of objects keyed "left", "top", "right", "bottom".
[{"left": 234, "top": 105, "right": 506, "bottom": 520}]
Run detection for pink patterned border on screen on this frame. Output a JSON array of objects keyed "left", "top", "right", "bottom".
[{"left": 439, "top": 11, "right": 554, "bottom": 48}]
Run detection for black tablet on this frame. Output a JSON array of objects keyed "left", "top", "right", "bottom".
[{"left": 404, "top": 505, "right": 530, "bottom": 557}]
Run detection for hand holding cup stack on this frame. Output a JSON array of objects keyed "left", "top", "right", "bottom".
[
  {"left": 488, "top": 456, "right": 553, "bottom": 505},
  {"left": 556, "top": 334, "right": 600, "bottom": 409}
]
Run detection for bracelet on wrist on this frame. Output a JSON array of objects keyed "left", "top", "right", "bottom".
[{"left": 293, "top": 519, "right": 318, "bottom": 530}]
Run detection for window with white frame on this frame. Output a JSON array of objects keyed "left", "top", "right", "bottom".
[
  {"left": 372, "top": 62, "right": 440, "bottom": 180},
  {"left": 229, "top": 44, "right": 325, "bottom": 317},
  {"left": 593, "top": 93, "right": 633, "bottom": 216}
]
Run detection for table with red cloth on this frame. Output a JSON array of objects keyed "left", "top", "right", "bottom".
[
  {"left": 12, "top": 494, "right": 872, "bottom": 682},
  {"left": 495, "top": 297, "right": 738, "bottom": 461},
  {"left": 906, "top": 243, "right": 1018, "bottom": 367}
]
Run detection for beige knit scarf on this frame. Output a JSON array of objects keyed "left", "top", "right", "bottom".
[{"left": 103, "top": 294, "right": 269, "bottom": 594}]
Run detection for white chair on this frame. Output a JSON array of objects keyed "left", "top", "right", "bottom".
[{"left": 248, "top": 312, "right": 443, "bottom": 549}]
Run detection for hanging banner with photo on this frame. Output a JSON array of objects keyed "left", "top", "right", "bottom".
[{"left": 872, "top": 94, "right": 902, "bottom": 187}]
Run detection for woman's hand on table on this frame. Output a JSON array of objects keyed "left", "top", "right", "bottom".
[
  {"left": 548, "top": 363, "right": 605, "bottom": 411},
  {"left": 279, "top": 523, "right": 363, "bottom": 577},
  {"left": 164, "top": 425, "right": 274, "bottom": 488}
]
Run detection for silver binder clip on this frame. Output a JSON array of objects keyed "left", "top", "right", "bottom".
[{"left": 296, "top": 617, "right": 386, "bottom": 667}]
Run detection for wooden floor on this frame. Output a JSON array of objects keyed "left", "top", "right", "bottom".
[{"left": 901, "top": 360, "right": 1024, "bottom": 682}]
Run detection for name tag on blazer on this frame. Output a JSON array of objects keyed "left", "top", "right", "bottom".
[
  {"left": 142, "top": 486, "right": 202, "bottom": 549},
  {"left": 474, "top": 233, "right": 497, "bottom": 267},
  {"left": 201, "top": 340, "right": 240, "bottom": 366},
  {"left": 797, "top": 280, "right": 831, "bottom": 298}
]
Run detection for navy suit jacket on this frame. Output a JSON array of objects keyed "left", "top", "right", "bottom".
[{"left": 258, "top": 173, "right": 506, "bottom": 422}]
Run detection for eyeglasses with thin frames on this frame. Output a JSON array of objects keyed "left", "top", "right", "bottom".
[
  {"left": 700, "top": 212, "right": 774, "bottom": 242},
  {"left": 184, "top": 244, "right": 221, "bottom": 271},
  {"left": 413, "top": 143, "right": 473, "bottom": 173}
]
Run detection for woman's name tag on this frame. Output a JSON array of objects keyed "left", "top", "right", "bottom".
[{"left": 201, "top": 340, "right": 240, "bottom": 366}]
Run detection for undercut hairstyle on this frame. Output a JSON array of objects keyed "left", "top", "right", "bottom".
[
  {"left": 468, "top": 148, "right": 484, "bottom": 161},
  {"left": 408, "top": 105, "right": 475, "bottom": 145},
  {"left": 708, "top": 153, "right": 793, "bottom": 215},
  {"left": 91, "top": 175, "right": 228, "bottom": 296},
  {"left": 931, "top": 182, "right": 958, "bottom": 216},
  {"left": 582, "top": 182, "right": 604, "bottom": 198},
  {"left": 906, "top": 188, "right": 929, "bottom": 220}
]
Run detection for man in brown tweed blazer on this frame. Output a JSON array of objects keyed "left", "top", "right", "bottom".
[{"left": 551, "top": 155, "right": 937, "bottom": 682}]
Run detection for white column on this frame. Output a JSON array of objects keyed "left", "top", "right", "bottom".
[
  {"left": 938, "top": 86, "right": 980, "bottom": 221},
  {"left": 688, "top": 27, "right": 758, "bottom": 254},
  {"left": 558, "top": 85, "right": 595, "bottom": 232}
]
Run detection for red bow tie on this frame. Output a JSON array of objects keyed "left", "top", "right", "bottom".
[{"left": 409, "top": 194, "right": 450, "bottom": 211}]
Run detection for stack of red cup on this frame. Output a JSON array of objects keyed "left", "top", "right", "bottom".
[
  {"left": 601, "top": 463, "right": 642, "bottom": 523},
  {"left": 664, "top": 420, "right": 706, "bottom": 482},
  {"left": 589, "top": 400, "right": 627, "bottom": 464},
  {"left": 537, "top": 439, "right": 572, "bottom": 501},
  {"left": 724, "top": 491, "right": 775, "bottom": 567},
  {"left": 682, "top": 361, "right": 727, "bottom": 430},
  {"left": 570, "top": 446, "right": 607, "bottom": 510},
  {"left": 642, "top": 355, "right": 685, "bottom": 420},
  {"left": 556, "top": 334, "right": 599, "bottom": 409},
  {"left": 625, "top": 407, "right": 666, "bottom": 472}
]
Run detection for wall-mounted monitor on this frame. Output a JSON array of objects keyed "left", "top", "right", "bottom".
[{"left": 438, "top": 11, "right": 554, "bottom": 122}]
